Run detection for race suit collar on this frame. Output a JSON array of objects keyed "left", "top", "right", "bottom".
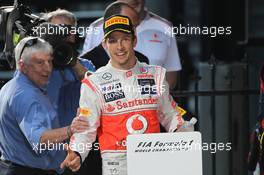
[{"left": 107, "top": 58, "right": 141, "bottom": 78}]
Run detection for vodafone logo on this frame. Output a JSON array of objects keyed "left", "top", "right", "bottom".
[{"left": 126, "top": 114, "right": 148, "bottom": 134}]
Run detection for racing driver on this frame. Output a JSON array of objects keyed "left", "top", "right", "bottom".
[{"left": 61, "top": 14, "right": 194, "bottom": 175}]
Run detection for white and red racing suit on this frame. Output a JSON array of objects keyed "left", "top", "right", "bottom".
[{"left": 69, "top": 61, "right": 185, "bottom": 175}]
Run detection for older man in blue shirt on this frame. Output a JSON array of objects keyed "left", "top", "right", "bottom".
[{"left": 0, "top": 37, "right": 88, "bottom": 175}]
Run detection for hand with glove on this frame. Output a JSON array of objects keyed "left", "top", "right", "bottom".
[{"left": 176, "top": 117, "right": 197, "bottom": 132}]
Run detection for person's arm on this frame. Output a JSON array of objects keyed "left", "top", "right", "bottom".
[
  {"left": 166, "top": 71, "right": 178, "bottom": 91},
  {"left": 40, "top": 110, "right": 90, "bottom": 144},
  {"left": 61, "top": 77, "right": 101, "bottom": 171},
  {"left": 72, "top": 59, "right": 95, "bottom": 80},
  {"left": 40, "top": 127, "right": 68, "bottom": 144},
  {"left": 163, "top": 32, "right": 182, "bottom": 90},
  {"left": 17, "top": 100, "right": 63, "bottom": 153},
  {"left": 72, "top": 60, "right": 88, "bottom": 80},
  {"left": 157, "top": 68, "right": 195, "bottom": 132},
  {"left": 16, "top": 93, "right": 89, "bottom": 153},
  {"left": 247, "top": 129, "right": 260, "bottom": 171},
  {"left": 156, "top": 67, "right": 184, "bottom": 132}
]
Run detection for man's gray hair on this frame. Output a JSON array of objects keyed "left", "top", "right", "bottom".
[
  {"left": 45, "top": 8, "right": 77, "bottom": 26},
  {"left": 15, "top": 36, "right": 53, "bottom": 69}
]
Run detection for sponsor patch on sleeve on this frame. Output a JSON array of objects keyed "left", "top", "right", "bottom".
[
  {"left": 176, "top": 106, "right": 187, "bottom": 116},
  {"left": 80, "top": 107, "right": 92, "bottom": 117}
]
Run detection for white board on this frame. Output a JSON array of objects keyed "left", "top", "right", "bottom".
[{"left": 127, "top": 132, "right": 203, "bottom": 175}]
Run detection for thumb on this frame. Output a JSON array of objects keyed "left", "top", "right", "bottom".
[
  {"left": 60, "top": 158, "right": 67, "bottom": 169},
  {"left": 64, "top": 143, "right": 74, "bottom": 154},
  {"left": 60, "top": 144, "right": 71, "bottom": 169}
]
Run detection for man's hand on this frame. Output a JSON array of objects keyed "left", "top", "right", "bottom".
[
  {"left": 176, "top": 117, "right": 197, "bottom": 132},
  {"left": 71, "top": 116, "right": 89, "bottom": 134},
  {"left": 60, "top": 144, "right": 81, "bottom": 172},
  {"left": 176, "top": 121, "right": 194, "bottom": 132},
  {"left": 72, "top": 59, "right": 88, "bottom": 80},
  {"left": 70, "top": 108, "right": 89, "bottom": 134}
]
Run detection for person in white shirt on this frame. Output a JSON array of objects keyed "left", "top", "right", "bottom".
[{"left": 82, "top": 0, "right": 182, "bottom": 90}]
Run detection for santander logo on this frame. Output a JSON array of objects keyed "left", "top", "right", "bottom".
[
  {"left": 105, "top": 98, "right": 158, "bottom": 112},
  {"left": 116, "top": 98, "right": 158, "bottom": 110}
]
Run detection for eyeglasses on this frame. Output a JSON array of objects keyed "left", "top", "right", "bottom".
[{"left": 18, "top": 37, "right": 39, "bottom": 60}]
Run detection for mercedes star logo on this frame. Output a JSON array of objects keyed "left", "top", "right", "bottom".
[{"left": 102, "top": 72, "right": 112, "bottom": 80}]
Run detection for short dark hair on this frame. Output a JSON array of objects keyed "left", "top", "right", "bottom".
[{"left": 104, "top": 1, "right": 132, "bottom": 20}]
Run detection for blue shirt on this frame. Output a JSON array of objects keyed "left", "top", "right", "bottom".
[
  {"left": 0, "top": 71, "right": 66, "bottom": 173},
  {"left": 47, "top": 59, "right": 95, "bottom": 127}
]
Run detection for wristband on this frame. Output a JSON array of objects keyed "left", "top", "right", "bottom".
[{"left": 67, "top": 126, "right": 72, "bottom": 139}]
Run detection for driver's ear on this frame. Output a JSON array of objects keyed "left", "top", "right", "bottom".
[
  {"left": 133, "top": 35, "right": 137, "bottom": 48},
  {"left": 102, "top": 39, "right": 107, "bottom": 50}
]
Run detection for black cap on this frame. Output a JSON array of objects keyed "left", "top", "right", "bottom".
[{"left": 103, "top": 15, "right": 134, "bottom": 38}]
